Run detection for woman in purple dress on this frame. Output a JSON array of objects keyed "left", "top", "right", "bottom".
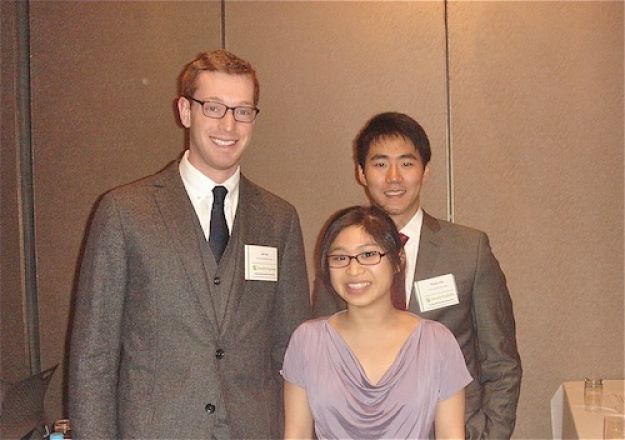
[{"left": 282, "top": 206, "right": 471, "bottom": 439}]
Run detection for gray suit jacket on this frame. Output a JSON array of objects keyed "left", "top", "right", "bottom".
[
  {"left": 69, "top": 162, "right": 311, "bottom": 439},
  {"left": 313, "top": 212, "right": 522, "bottom": 439}
]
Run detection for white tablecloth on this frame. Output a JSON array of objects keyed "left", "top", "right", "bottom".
[{"left": 551, "top": 380, "right": 624, "bottom": 439}]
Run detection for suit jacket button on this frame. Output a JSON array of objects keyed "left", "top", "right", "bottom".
[
  {"left": 213, "top": 276, "right": 221, "bottom": 285},
  {"left": 205, "top": 403, "right": 216, "bottom": 414},
  {"left": 215, "top": 349, "right": 225, "bottom": 359}
]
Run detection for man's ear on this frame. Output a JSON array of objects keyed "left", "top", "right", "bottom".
[
  {"left": 177, "top": 96, "right": 191, "bottom": 128},
  {"left": 423, "top": 163, "right": 432, "bottom": 183},
  {"left": 357, "top": 165, "right": 367, "bottom": 186}
]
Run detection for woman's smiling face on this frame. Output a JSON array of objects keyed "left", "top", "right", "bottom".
[{"left": 328, "top": 225, "right": 394, "bottom": 310}]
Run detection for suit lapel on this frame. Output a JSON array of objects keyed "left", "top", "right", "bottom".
[
  {"left": 218, "top": 176, "right": 259, "bottom": 336},
  {"left": 152, "top": 163, "right": 220, "bottom": 334},
  {"left": 409, "top": 212, "right": 442, "bottom": 313},
  {"left": 414, "top": 211, "right": 442, "bottom": 280}
]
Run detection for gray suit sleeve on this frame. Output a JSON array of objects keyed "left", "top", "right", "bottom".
[
  {"left": 270, "top": 208, "right": 311, "bottom": 374},
  {"left": 268, "top": 207, "right": 311, "bottom": 437},
  {"left": 466, "top": 233, "right": 522, "bottom": 439},
  {"left": 68, "top": 194, "right": 126, "bottom": 439}
]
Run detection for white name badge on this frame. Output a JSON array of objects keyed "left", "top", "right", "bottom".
[
  {"left": 245, "top": 245, "right": 278, "bottom": 282},
  {"left": 415, "top": 273, "right": 459, "bottom": 312}
]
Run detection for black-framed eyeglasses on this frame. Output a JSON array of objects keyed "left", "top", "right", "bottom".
[
  {"left": 186, "top": 96, "right": 260, "bottom": 122},
  {"left": 327, "top": 250, "right": 387, "bottom": 268}
]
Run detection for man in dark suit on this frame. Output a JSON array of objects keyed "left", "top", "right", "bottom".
[
  {"left": 314, "top": 112, "right": 522, "bottom": 439},
  {"left": 69, "top": 50, "right": 311, "bottom": 439}
]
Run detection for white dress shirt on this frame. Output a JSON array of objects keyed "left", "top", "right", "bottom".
[
  {"left": 400, "top": 208, "right": 424, "bottom": 307},
  {"left": 179, "top": 150, "right": 240, "bottom": 240}
]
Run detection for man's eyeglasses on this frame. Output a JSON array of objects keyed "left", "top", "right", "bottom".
[
  {"left": 186, "top": 96, "right": 260, "bottom": 123},
  {"left": 327, "top": 250, "right": 387, "bottom": 268}
]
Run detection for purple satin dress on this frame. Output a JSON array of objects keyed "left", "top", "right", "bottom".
[{"left": 282, "top": 315, "right": 472, "bottom": 439}]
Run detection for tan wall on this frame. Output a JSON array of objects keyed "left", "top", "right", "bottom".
[
  {"left": 448, "top": 3, "right": 624, "bottom": 435},
  {"left": 1, "top": 2, "right": 622, "bottom": 438}
]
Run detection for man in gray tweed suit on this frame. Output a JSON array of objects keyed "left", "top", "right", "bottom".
[
  {"left": 314, "top": 112, "right": 522, "bottom": 439},
  {"left": 69, "top": 50, "right": 310, "bottom": 439}
]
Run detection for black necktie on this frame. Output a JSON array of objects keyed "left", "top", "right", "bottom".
[{"left": 209, "top": 186, "right": 229, "bottom": 263}]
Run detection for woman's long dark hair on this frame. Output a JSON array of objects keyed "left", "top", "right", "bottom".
[{"left": 317, "top": 205, "right": 406, "bottom": 310}]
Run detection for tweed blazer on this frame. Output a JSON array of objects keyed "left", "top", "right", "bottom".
[
  {"left": 313, "top": 212, "right": 522, "bottom": 439},
  {"left": 69, "top": 162, "right": 311, "bottom": 439}
]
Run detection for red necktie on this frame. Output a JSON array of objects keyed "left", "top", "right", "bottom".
[{"left": 399, "top": 233, "right": 409, "bottom": 246}]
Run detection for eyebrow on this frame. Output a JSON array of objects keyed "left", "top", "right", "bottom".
[
  {"left": 201, "top": 96, "right": 255, "bottom": 106},
  {"left": 367, "top": 153, "right": 419, "bottom": 161},
  {"left": 329, "top": 242, "right": 382, "bottom": 253}
]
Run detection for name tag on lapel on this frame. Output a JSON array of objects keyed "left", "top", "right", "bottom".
[
  {"left": 245, "top": 245, "right": 278, "bottom": 281},
  {"left": 415, "top": 274, "right": 459, "bottom": 312}
]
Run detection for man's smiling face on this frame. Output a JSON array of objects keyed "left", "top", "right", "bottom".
[
  {"left": 178, "top": 71, "right": 255, "bottom": 183},
  {"left": 358, "top": 135, "right": 431, "bottom": 230}
]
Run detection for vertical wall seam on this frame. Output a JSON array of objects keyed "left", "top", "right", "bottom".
[
  {"left": 220, "top": 0, "right": 226, "bottom": 49},
  {"left": 16, "top": 0, "right": 41, "bottom": 374},
  {"left": 444, "top": 0, "right": 455, "bottom": 223}
]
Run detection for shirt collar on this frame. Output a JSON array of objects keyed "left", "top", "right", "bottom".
[
  {"left": 399, "top": 208, "right": 424, "bottom": 238},
  {"left": 179, "top": 150, "right": 240, "bottom": 197}
]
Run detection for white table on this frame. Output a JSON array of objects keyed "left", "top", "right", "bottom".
[{"left": 551, "top": 380, "right": 624, "bottom": 439}]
